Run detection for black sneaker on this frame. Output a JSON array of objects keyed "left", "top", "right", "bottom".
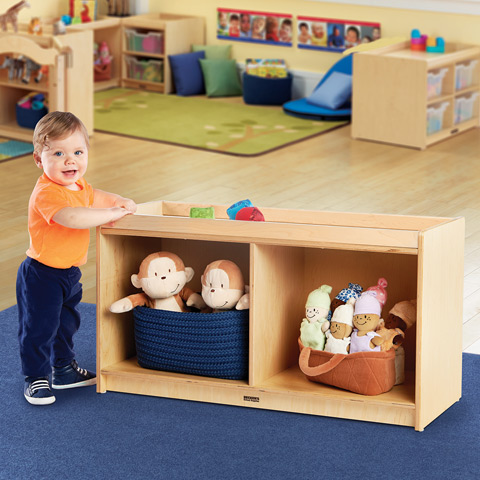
[
  {"left": 24, "top": 377, "right": 56, "bottom": 405},
  {"left": 52, "top": 360, "right": 96, "bottom": 390}
]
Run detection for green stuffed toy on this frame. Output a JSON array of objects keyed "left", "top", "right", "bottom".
[{"left": 300, "top": 284, "right": 332, "bottom": 350}]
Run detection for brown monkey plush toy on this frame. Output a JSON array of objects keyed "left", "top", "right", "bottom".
[
  {"left": 109, "top": 252, "right": 206, "bottom": 313},
  {"left": 201, "top": 260, "right": 249, "bottom": 312}
]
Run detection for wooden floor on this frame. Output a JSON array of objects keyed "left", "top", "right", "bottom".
[{"left": 1, "top": 115, "right": 480, "bottom": 353}]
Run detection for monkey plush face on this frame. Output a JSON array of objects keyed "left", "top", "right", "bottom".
[
  {"left": 131, "top": 252, "right": 194, "bottom": 299},
  {"left": 201, "top": 260, "right": 244, "bottom": 310}
]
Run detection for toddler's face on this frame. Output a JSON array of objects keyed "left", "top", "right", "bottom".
[
  {"left": 346, "top": 30, "right": 358, "bottom": 43},
  {"left": 312, "top": 24, "right": 324, "bottom": 38},
  {"left": 34, "top": 129, "right": 88, "bottom": 190},
  {"left": 253, "top": 18, "right": 265, "bottom": 33},
  {"left": 240, "top": 15, "right": 250, "bottom": 33},
  {"left": 219, "top": 13, "right": 228, "bottom": 28}
]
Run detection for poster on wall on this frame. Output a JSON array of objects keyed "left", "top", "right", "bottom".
[
  {"left": 297, "top": 16, "right": 381, "bottom": 52},
  {"left": 217, "top": 8, "right": 293, "bottom": 46}
]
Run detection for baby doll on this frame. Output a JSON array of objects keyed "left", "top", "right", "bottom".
[
  {"left": 300, "top": 285, "right": 332, "bottom": 350},
  {"left": 325, "top": 297, "right": 355, "bottom": 354},
  {"left": 350, "top": 290, "right": 385, "bottom": 353},
  {"left": 365, "top": 277, "right": 388, "bottom": 309},
  {"left": 385, "top": 299, "right": 417, "bottom": 332},
  {"left": 329, "top": 282, "right": 363, "bottom": 318}
]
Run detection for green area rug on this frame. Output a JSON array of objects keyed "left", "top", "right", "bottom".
[
  {"left": 0, "top": 138, "right": 34, "bottom": 163},
  {"left": 94, "top": 88, "right": 348, "bottom": 156}
]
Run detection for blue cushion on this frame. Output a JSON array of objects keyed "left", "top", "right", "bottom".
[
  {"left": 306, "top": 71, "right": 352, "bottom": 109},
  {"left": 168, "top": 50, "right": 205, "bottom": 96}
]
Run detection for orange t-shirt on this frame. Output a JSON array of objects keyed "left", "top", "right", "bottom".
[{"left": 26, "top": 174, "right": 95, "bottom": 268}]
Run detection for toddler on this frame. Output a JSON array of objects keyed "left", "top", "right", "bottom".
[{"left": 17, "top": 111, "right": 136, "bottom": 405}]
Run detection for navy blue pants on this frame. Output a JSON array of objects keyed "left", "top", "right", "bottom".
[{"left": 16, "top": 257, "right": 82, "bottom": 377}]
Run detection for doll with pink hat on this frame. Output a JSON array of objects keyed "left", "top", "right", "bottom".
[{"left": 350, "top": 280, "right": 388, "bottom": 353}]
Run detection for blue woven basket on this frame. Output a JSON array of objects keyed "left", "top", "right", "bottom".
[{"left": 133, "top": 306, "right": 249, "bottom": 380}]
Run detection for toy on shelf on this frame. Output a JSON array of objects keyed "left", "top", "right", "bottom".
[
  {"left": 365, "top": 277, "right": 388, "bottom": 309},
  {"left": 94, "top": 41, "right": 113, "bottom": 81},
  {"left": 329, "top": 282, "right": 363, "bottom": 319},
  {"left": 0, "top": 55, "right": 24, "bottom": 80},
  {"left": 190, "top": 207, "right": 215, "bottom": 219},
  {"left": 411, "top": 29, "right": 445, "bottom": 53},
  {"left": 16, "top": 91, "right": 48, "bottom": 129},
  {"left": 350, "top": 288, "right": 385, "bottom": 353},
  {"left": 300, "top": 285, "right": 332, "bottom": 351},
  {"left": 0, "top": 1, "right": 30, "bottom": 33},
  {"left": 227, "top": 199, "right": 265, "bottom": 222},
  {"left": 109, "top": 252, "right": 207, "bottom": 313},
  {"left": 324, "top": 297, "right": 355, "bottom": 354},
  {"left": 201, "top": 260, "right": 249, "bottom": 311},
  {"left": 22, "top": 58, "right": 43, "bottom": 83},
  {"left": 28, "top": 17, "right": 42, "bottom": 35}
]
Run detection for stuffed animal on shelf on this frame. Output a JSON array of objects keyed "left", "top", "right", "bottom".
[
  {"left": 300, "top": 284, "right": 332, "bottom": 350},
  {"left": 329, "top": 282, "right": 363, "bottom": 318},
  {"left": 365, "top": 277, "right": 388, "bottom": 309},
  {"left": 0, "top": 1, "right": 30, "bottom": 33},
  {"left": 325, "top": 297, "right": 355, "bottom": 354},
  {"left": 350, "top": 289, "right": 385, "bottom": 353},
  {"left": 201, "top": 260, "right": 249, "bottom": 311},
  {"left": 28, "top": 16, "right": 42, "bottom": 35},
  {"left": 385, "top": 299, "right": 417, "bottom": 332},
  {"left": 109, "top": 252, "right": 206, "bottom": 313}
]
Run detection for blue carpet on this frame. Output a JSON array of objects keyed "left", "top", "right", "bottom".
[
  {"left": 0, "top": 138, "right": 34, "bottom": 163},
  {"left": 1, "top": 303, "right": 479, "bottom": 480}
]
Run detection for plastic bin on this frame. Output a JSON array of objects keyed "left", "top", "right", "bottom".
[
  {"left": 454, "top": 92, "right": 479, "bottom": 124},
  {"left": 455, "top": 60, "right": 478, "bottom": 90},
  {"left": 426, "top": 101, "right": 449, "bottom": 135},
  {"left": 125, "top": 29, "right": 164, "bottom": 54},
  {"left": 125, "top": 57, "right": 163, "bottom": 83},
  {"left": 427, "top": 68, "right": 448, "bottom": 99}
]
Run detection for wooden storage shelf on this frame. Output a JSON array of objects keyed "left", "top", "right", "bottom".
[
  {"left": 352, "top": 40, "right": 480, "bottom": 149},
  {"left": 97, "top": 201, "right": 464, "bottom": 431},
  {"left": 121, "top": 13, "right": 204, "bottom": 94},
  {"left": 0, "top": 30, "right": 93, "bottom": 140}
]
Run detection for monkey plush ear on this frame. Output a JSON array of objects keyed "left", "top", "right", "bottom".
[
  {"left": 131, "top": 274, "right": 141, "bottom": 288},
  {"left": 185, "top": 267, "right": 194, "bottom": 283}
]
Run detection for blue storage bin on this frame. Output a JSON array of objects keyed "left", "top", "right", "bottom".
[
  {"left": 133, "top": 306, "right": 249, "bottom": 380},
  {"left": 16, "top": 104, "right": 48, "bottom": 129},
  {"left": 242, "top": 72, "right": 293, "bottom": 106}
]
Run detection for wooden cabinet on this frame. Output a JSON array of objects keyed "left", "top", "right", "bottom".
[
  {"left": 352, "top": 41, "right": 480, "bottom": 149},
  {"left": 97, "top": 201, "right": 464, "bottom": 431},
  {"left": 68, "top": 16, "right": 122, "bottom": 92},
  {"left": 121, "top": 13, "right": 204, "bottom": 93},
  {"left": 0, "top": 30, "right": 93, "bottom": 141}
]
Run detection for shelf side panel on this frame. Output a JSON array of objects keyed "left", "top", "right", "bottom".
[
  {"left": 416, "top": 218, "right": 464, "bottom": 430},
  {"left": 251, "top": 244, "right": 305, "bottom": 385},
  {"left": 352, "top": 53, "right": 426, "bottom": 148}
]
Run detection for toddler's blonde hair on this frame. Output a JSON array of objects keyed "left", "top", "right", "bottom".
[{"left": 33, "top": 111, "right": 90, "bottom": 155}]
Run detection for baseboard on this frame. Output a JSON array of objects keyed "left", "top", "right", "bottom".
[{"left": 237, "top": 63, "right": 323, "bottom": 100}]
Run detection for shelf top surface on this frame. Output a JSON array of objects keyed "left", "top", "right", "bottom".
[{"left": 99, "top": 201, "right": 460, "bottom": 253}]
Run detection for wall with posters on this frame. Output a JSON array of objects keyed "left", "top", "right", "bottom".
[{"left": 149, "top": 0, "right": 480, "bottom": 75}]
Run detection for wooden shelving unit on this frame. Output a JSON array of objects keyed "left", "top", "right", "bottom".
[
  {"left": 120, "top": 13, "right": 204, "bottom": 93},
  {"left": 68, "top": 16, "right": 122, "bottom": 92},
  {"left": 97, "top": 201, "right": 464, "bottom": 431},
  {"left": 0, "top": 29, "right": 93, "bottom": 140},
  {"left": 352, "top": 40, "right": 480, "bottom": 149}
]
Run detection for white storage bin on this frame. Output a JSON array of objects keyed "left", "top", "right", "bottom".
[
  {"left": 455, "top": 60, "right": 478, "bottom": 90},
  {"left": 426, "top": 101, "right": 449, "bottom": 135},
  {"left": 427, "top": 68, "right": 448, "bottom": 99},
  {"left": 454, "top": 92, "right": 479, "bottom": 124}
]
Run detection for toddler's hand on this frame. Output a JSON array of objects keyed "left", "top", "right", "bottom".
[
  {"left": 115, "top": 197, "right": 137, "bottom": 214},
  {"left": 105, "top": 207, "right": 131, "bottom": 227}
]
